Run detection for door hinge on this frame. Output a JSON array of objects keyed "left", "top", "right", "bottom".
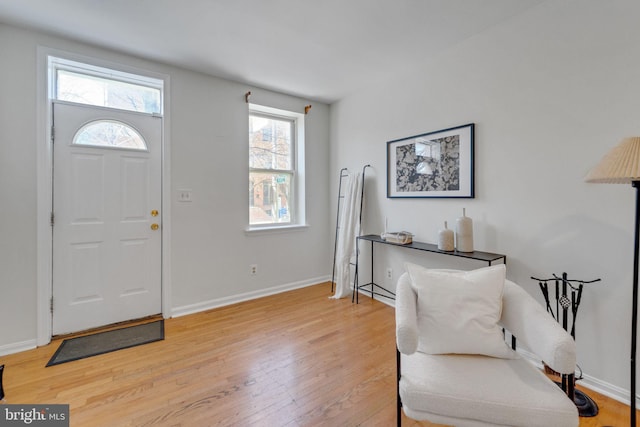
[
  {"left": 50, "top": 297, "right": 54, "bottom": 314},
  {"left": 51, "top": 126, "right": 55, "bottom": 143},
  {"left": 50, "top": 212, "right": 54, "bottom": 226}
]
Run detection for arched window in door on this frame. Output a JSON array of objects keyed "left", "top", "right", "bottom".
[{"left": 73, "top": 120, "right": 147, "bottom": 151}]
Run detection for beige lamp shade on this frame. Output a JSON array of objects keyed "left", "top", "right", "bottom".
[{"left": 585, "top": 137, "right": 640, "bottom": 184}]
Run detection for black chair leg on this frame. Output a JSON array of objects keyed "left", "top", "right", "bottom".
[
  {"left": 397, "top": 348, "right": 401, "bottom": 427},
  {"left": 0, "top": 364, "right": 5, "bottom": 401}
]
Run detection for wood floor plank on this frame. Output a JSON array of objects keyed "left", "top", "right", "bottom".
[{"left": 0, "top": 282, "right": 636, "bottom": 426}]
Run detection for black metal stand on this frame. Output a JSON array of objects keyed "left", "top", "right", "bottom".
[
  {"left": 572, "top": 389, "right": 598, "bottom": 417},
  {"left": 353, "top": 234, "right": 506, "bottom": 304},
  {"left": 532, "top": 273, "right": 601, "bottom": 417},
  {"left": 353, "top": 237, "right": 396, "bottom": 303}
]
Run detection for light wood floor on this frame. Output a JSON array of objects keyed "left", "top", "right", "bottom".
[{"left": 0, "top": 283, "right": 636, "bottom": 426}]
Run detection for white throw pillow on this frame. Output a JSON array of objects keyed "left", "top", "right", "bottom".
[{"left": 405, "top": 263, "right": 516, "bottom": 359}]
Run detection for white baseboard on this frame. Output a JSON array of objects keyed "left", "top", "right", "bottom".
[
  {"left": 579, "top": 372, "right": 637, "bottom": 407},
  {"left": 0, "top": 339, "right": 37, "bottom": 357},
  {"left": 171, "top": 275, "right": 331, "bottom": 318},
  {"left": 516, "top": 347, "right": 637, "bottom": 408}
]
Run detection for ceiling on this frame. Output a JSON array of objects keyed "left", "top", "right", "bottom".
[{"left": 0, "top": 0, "right": 545, "bottom": 104}]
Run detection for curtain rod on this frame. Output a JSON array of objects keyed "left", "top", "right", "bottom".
[{"left": 244, "top": 91, "right": 312, "bottom": 115}]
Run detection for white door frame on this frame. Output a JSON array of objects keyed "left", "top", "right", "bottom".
[{"left": 36, "top": 47, "right": 172, "bottom": 346}]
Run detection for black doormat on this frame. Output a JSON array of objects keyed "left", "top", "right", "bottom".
[{"left": 46, "top": 320, "right": 164, "bottom": 367}]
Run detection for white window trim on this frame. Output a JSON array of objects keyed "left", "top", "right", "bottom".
[
  {"left": 245, "top": 223, "right": 310, "bottom": 236},
  {"left": 247, "top": 103, "right": 306, "bottom": 232},
  {"left": 50, "top": 56, "right": 164, "bottom": 115}
]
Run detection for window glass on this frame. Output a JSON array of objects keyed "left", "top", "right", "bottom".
[
  {"left": 249, "top": 115, "right": 293, "bottom": 170},
  {"left": 56, "top": 69, "right": 161, "bottom": 114},
  {"left": 249, "top": 108, "right": 299, "bottom": 227},
  {"left": 249, "top": 171, "right": 293, "bottom": 224},
  {"left": 73, "top": 120, "right": 147, "bottom": 151}
]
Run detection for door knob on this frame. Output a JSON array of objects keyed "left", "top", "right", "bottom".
[
  {"left": 151, "top": 223, "right": 159, "bottom": 231},
  {"left": 151, "top": 210, "right": 159, "bottom": 217}
]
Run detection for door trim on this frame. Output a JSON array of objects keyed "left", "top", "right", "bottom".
[{"left": 36, "top": 47, "right": 172, "bottom": 346}]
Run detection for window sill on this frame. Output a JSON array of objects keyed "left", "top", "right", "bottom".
[{"left": 245, "top": 224, "right": 309, "bottom": 236}]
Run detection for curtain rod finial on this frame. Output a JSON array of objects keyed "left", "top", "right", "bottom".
[
  {"left": 245, "top": 91, "right": 251, "bottom": 103},
  {"left": 304, "top": 105, "right": 312, "bottom": 114}
]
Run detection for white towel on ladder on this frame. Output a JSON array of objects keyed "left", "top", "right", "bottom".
[{"left": 331, "top": 172, "right": 363, "bottom": 299}]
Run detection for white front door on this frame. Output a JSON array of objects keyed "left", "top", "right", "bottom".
[{"left": 52, "top": 101, "right": 162, "bottom": 335}]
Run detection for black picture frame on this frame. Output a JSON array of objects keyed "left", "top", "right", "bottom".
[{"left": 387, "top": 123, "right": 474, "bottom": 198}]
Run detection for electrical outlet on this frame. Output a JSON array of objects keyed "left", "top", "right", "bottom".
[
  {"left": 250, "top": 264, "right": 258, "bottom": 275},
  {"left": 386, "top": 267, "right": 393, "bottom": 280},
  {"left": 177, "top": 189, "right": 192, "bottom": 202}
]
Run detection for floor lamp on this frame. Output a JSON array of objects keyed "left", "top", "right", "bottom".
[{"left": 585, "top": 136, "right": 640, "bottom": 427}]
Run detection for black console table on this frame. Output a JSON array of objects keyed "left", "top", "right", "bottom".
[{"left": 353, "top": 234, "right": 507, "bottom": 304}]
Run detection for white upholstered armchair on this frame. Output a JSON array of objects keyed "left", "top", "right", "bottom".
[{"left": 396, "top": 264, "right": 579, "bottom": 427}]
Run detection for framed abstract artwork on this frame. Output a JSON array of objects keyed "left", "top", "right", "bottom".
[{"left": 387, "top": 123, "right": 474, "bottom": 198}]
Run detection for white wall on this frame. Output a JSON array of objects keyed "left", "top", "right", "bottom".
[
  {"left": 330, "top": 0, "right": 640, "bottom": 401},
  {"left": 0, "top": 24, "right": 39, "bottom": 349},
  {"left": 0, "top": 24, "right": 331, "bottom": 352}
]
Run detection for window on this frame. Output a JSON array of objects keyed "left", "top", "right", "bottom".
[
  {"left": 50, "top": 57, "right": 163, "bottom": 115},
  {"left": 73, "top": 120, "right": 147, "bottom": 151},
  {"left": 249, "top": 104, "right": 305, "bottom": 228}
]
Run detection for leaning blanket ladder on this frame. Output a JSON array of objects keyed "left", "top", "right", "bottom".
[
  {"left": 330, "top": 165, "right": 370, "bottom": 297},
  {"left": 330, "top": 168, "right": 350, "bottom": 294}
]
